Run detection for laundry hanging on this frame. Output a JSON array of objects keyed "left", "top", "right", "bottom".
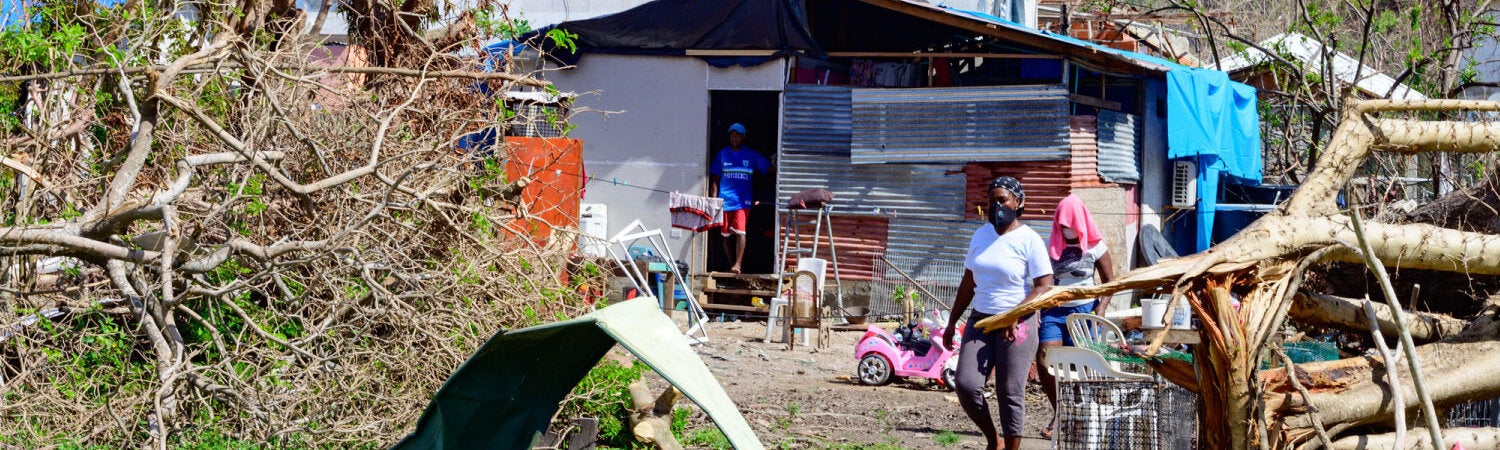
[{"left": 670, "top": 192, "right": 724, "bottom": 232}]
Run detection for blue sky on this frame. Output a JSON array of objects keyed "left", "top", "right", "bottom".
[{"left": 2, "top": 0, "right": 130, "bottom": 29}]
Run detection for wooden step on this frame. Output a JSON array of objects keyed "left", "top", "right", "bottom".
[
  {"left": 700, "top": 303, "right": 767, "bottom": 313},
  {"left": 702, "top": 287, "right": 778, "bottom": 297},
  {"left": 706, "top": 271, "right": 780, "bottom": 281}
]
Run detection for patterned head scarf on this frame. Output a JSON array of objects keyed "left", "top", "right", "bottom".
[{"left": 988, "top": 176, "right": 1025, "bottom": 207}]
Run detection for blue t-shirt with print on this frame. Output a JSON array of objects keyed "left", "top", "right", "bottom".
[{"left": 711, "top": 146, "right": 771, "bottom": 211}]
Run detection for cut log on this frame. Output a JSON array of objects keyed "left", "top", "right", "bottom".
[
  {"left": 1289, "top": 291, "right": 1468, "bottom": 344},
  {"left": 626, "top": 379, "right": 684, "bottom": 450},
  {"left": 1329, "top": 427, "right": 1500, "bottom": 450}
]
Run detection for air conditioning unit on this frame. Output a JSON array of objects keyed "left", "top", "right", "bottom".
[
  {"left": 1171, "top": 160, "right": 1197, "bottom": 209},
  {"left": 579, "top": 204, "right": 608, "bottom": 257}
]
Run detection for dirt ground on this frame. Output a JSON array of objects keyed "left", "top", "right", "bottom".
[{"left": 656, "top": 319, "right": 1053, "bottom": 449}]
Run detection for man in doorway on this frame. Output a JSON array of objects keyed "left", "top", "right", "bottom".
[{"left": 709, "top": 123, "right": 773, "bottom": 274}]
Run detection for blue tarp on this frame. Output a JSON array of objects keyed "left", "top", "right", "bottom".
[{"left": 1166, "top": 68, "right": 1262, "bottom": 252}]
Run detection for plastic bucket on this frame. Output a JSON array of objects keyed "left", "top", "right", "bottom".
[{"left": 1142, "top": 298, "right": 1168, "bottom": 329}]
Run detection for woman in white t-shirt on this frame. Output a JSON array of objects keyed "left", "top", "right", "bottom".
[
  {"left": 942, "top": 177, "right": 1054, "bottom": 450},
  {"left": 1034, "top": 193, "right": 1116, "bottom": 439}
]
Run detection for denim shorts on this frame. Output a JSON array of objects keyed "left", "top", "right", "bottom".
[{"left": 1039, "top": 302, "right": 1096, "bottom": 345}]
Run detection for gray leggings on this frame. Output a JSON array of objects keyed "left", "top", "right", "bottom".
[{"left": 955, "top": 311, "right": 1040, "bottom": 437}]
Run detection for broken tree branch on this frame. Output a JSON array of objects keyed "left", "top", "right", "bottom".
[
  {"left": 1363, "top": 297, "right": 1405, "bottom": 450},
  {"left": 1349, "top": 208, "right": 1443, "bottom": 447}
]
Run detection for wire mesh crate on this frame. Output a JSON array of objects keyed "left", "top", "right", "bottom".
[
  {"left": 1055, "top": 379, "right": 1198, "bottom": 450},
  {"left": 1447, "top": 396, "right": 1500, "bottom": 428},
  {"left": 868, "top": 254, "right": 963, "bottom": 321}
]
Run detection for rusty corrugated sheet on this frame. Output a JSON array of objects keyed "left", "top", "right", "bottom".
[
  {"left": 780, "top": 214, "right": 888, "bottom": 282},
  {"left": 850, "top": 85, "right": 1071, "bottom": 164},
  {"left": 1097, "top": 110, "right": 1142, "bottom": 184},
  {"left": 1070, "top": 116, "right": 1105, "bottom": 187},
  {"left": 964, "top": 161, "right": 1071, "bottom": 223}
]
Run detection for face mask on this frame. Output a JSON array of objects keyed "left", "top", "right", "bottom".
[
  {"left": 1062, "top": 228, "right": 1079, "bottom": 240},
  {"left": 988, "top": 201, "right": 1018, "bottom": 233}
]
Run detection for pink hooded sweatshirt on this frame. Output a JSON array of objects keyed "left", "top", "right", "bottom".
[{"left": 1049, "top": 194, "right": 1103, "bottom": 260}]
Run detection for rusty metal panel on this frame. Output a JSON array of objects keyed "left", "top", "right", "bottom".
[
  {"left": 850, "top": 85, "right": 1071, "bottom": 164},
  {"left": 1097, "top": 110, "right": 1142, "bottom": 184},
  {"left": 1070, "top": 116, "right": 1104, "bottom": 187}
]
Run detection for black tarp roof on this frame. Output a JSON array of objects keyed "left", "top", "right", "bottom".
[
  {"left": 524, "top": 0, "right": 826, "bottom": 66},
  {"left": 523, "top": 0, "right": 1172, "bottom": 76}
]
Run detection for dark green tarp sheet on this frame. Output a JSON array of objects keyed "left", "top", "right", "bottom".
[{"left": 391, "top": 297, "right": 761, "bottom": 449}]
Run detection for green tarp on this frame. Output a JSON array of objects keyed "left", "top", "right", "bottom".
[{"left": 392, "top": 298, "right": 762, "bottom": 449}]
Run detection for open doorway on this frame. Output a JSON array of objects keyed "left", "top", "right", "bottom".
[{"left": 706, "top": 90, "right": 780, "bottom": 275}]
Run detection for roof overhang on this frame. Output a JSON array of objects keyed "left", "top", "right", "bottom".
[{"left": 855, "top": 0, "right": 1175, "bottom": 76}]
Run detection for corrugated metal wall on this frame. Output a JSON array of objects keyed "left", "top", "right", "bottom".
[
  {"left": 883, "top": 217, "right": 975, "bottom": 270},
  {"left": 849, "top": 85, "right": 1071, "bottom": 164},
  {"left": 1097, "top": 110, "right": 1142, "bottom": 184},
  {"left": 779, "top": 87, "right": 1109, "bottom": 287},
  {"left": 779, "top": 85, "right": 968, "bottom": 218}
]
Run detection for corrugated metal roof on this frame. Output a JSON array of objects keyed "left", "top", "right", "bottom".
[
  {"left": 850, "top": 85, "right": 1071, "bottom": 164},
  {"left": 1096, "top": 110, "right": 1142, "bottom": 183},
  {"left": 1217, "top": 33, "right": 1427, "bottom": 100}
]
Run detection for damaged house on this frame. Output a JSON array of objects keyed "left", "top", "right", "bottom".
[{"left": 517, "top": 0, "right": 1259, "bottom": 315}]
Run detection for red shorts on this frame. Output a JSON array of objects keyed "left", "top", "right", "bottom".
[{"left": 720, "top": 209, "right": 748, "bottom": 235}]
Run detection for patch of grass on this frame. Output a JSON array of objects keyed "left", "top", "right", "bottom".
[
  {"left": 682, "top": 428, "right": 731, "bottom": 449},
  {"left": 933, "top": 429, "right": 961, "bottom": 446}
]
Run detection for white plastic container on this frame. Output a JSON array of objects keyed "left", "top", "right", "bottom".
[{"left": 1141, "top": 298, "right": 1193, "bottom": 329}]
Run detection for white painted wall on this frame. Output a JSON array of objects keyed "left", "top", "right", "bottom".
[
  {"left": 1137, "top": 78, "right": 1170, "bottom": 266},
  {"left": 547, "top": 54, "right": 786, "bottom": 264}
]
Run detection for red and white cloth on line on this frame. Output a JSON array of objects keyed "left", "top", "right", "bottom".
[{"left": 670, "top": 192, "right": 723, "bottom": 232}]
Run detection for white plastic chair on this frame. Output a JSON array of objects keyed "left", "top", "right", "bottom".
[
  {"left": 1067, "top": 313, "right": 1126, "bottom": 350},
  {"left": 1067, "top": 313, "right": 1142, "bottom": 374},
  {"left": 1045, "top": 346, "right": 1152, "bottom": 382},
  {"left": 795, "top": 257, "right": 827, "bottom": 292}
]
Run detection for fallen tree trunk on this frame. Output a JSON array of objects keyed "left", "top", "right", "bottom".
[
  {"left": 1281, "top": 341, "right": 1500, "bottom": 434},
  {"left": 1290, "top": 291, "right": 1468, "bottom": 344},
  {"left": 1329, "top": 427, "right": 1500, "bottom": 450}
]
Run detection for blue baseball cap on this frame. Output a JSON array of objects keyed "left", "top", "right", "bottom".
[{"left": 727, "top": 123, "right": 746, "bottom": 135}]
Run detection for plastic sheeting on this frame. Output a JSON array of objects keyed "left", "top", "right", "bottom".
[
  {"left": 525, "top": 0, "right": 824, "bottom": 66},
  {"left": 1166, "top": 68, "right": 1262, "bottom": 252},
  {"left": 392, "top": 298, "right": 762, "bottom": 450}
]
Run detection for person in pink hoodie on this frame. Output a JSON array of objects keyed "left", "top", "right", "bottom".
[{"left": 1035, "top": 193, "right": 1116, "bottom": 438}]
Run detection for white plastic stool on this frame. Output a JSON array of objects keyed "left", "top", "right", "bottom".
[{"left": 764, "top": 297, "right": 810, "bottom": 345}]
